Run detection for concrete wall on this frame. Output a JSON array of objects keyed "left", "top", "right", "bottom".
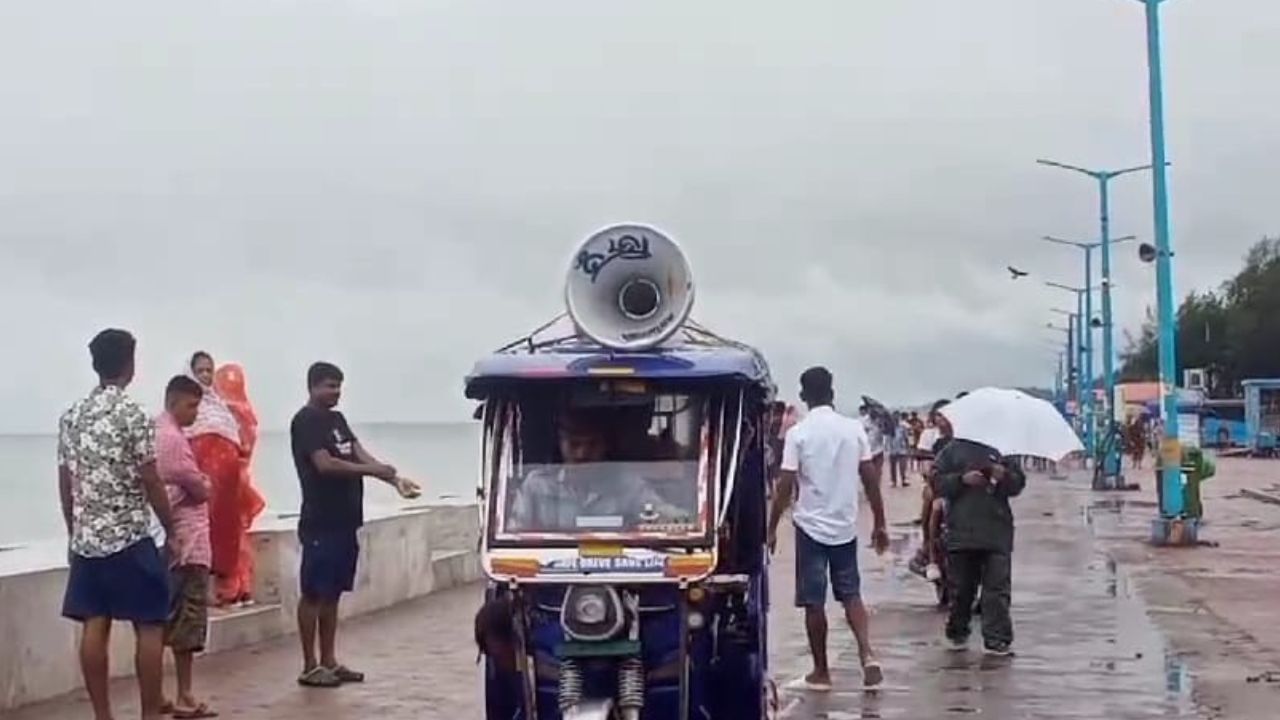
[{"left": 0, "top": 503, "right": 481, "bottom": 712}]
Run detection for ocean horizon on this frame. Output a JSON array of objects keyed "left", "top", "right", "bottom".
[{"left": 0, "top": 421, "right": 479, "bottom": 547}]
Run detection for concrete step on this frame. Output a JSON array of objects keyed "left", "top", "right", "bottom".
[
  {"left": 205, "top": 602, "right": 288, "bottom": 654},
  {"left": 431, "top": 550, "right": 482, "bottom": 593}
]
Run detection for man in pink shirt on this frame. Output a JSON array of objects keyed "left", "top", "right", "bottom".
[{"left": 155, "top": 376, "right": 217, "bottom": 719}]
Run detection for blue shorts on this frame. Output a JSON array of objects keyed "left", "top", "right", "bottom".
[
  {"left": 63, "top": 538, "right": 170, "bottom": 624},
  {"left": 794, "top": 528, "right": 861, "bottom": 607},
  {"left": 299, "top": 529, "right": 359, "bottom": 601}
]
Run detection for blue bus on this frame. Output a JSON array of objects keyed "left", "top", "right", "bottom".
[{"left": 1200, "top": 398, "right": 1250, "bottom": 448}]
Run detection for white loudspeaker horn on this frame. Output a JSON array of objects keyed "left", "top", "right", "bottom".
[{"left": 565, "top": 223, "right": 695, "bottom": 351}]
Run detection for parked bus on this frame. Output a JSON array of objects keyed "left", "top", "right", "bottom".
[{"left": 1200, "top": 398, "right": 1249, "bottom": 448}]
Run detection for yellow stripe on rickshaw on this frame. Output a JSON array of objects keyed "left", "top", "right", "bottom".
[{"left": 586, "top": 366, "right": 636, "bottom": 376}]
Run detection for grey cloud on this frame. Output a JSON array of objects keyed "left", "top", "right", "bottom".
[{"left": 2, "top": 0, "right": 1277, "bottom": 432}]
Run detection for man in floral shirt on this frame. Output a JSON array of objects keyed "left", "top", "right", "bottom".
[{"left": 59, "top": 329, "right": 175, "bottom": 720}]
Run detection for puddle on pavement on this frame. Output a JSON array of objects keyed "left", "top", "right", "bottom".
[
  {"left": 1082, "top": 496, "right": 1162, "bottom": 536},
  {"left": 1078, "top": 498, "right": 1199, "bottom": 711},
  {"left": 787, "top": 695, "right": 909, "bottom": 720}
]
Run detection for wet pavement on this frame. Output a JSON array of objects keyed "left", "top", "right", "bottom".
[
  {"left": 768, "top": 473, "right": 1199, "bottom": 719},
  {"left": 12, "top": 470, "right": 1211, "bottom": 720},
  {"left": 1086, "top": 458, "right": 1280, "bottom": 719}
]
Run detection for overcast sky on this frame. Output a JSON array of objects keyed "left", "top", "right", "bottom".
[{"left": 1, "top": 0, "right": 1276, "bottom": 433}]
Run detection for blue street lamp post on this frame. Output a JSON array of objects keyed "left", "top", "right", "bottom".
[
  {"left": 1056, "top": 353, "right": 1065, "bottom": 403},
  {"left": 1047, "top": 281, "right": 1095, "bottom": 446},
  {"left": 1140, "top": 0, "right": 1187, "bottom": 537},
  {"left": 1041, "top": 234, "right": 1137, "bottom": 482},
  {"left": 1045, "top": 325, "right": 1071, "bottom": 406},
  {"left": 1051, "top": 308, "right": 1078, "bottom": 407}
]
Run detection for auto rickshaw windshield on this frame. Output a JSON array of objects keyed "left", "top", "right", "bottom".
[{"left": 495, "top": 393, "right": 709, "bottom": 537}]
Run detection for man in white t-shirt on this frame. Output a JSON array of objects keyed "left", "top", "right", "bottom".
[{"left": 767, "top": 367, "right": 888, "bottom": 691}]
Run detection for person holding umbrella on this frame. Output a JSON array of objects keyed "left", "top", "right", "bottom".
[
  {"left": 934, "top": 387, "right": 1078, "bottom": 655},
  {"left": 934, "top": 438, "right": 1025, "bottom": 655}
]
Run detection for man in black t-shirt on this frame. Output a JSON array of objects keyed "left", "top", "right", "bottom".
[{"left": 290, "top": 362, "right": 420, "bottom": 688}]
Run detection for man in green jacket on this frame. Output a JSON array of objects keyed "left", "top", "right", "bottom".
[{"left": 934, "top": 438, "right": 1026, "bottom": 655}]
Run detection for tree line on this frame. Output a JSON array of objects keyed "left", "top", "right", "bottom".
[{"left": 1119, "top": 236, "right": 1280, "bottom": 397}]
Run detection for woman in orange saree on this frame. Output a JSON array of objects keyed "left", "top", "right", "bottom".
[
  {"left": 214, "top": 363, "right": 265, "bottom": 605},
  {"left": 188, "top": 352, "right": 248, "bottom": 607}
]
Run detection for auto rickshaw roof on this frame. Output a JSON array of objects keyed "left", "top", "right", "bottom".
[{"left": 464, "top": 315, "right": 774, "bottom": 399}]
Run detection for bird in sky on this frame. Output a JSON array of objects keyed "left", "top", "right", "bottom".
[{"left": 1008, "top": 265, "right": 1029, "bottom": 280}]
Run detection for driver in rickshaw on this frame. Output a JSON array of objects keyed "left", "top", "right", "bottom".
[{"left": 508, "top": 407, "right": 689, "bottom": 532}]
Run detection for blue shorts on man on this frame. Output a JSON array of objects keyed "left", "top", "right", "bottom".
[
  {"left": 63, "top": 538, "right": 170, "bottom": 625},
  {"left": 794, "top": 527, "right": 862, "bottom": 606}
]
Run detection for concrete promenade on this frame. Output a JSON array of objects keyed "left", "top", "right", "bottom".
[{"left": 11, "top": 459, "right": 1280, "bottom": 719}]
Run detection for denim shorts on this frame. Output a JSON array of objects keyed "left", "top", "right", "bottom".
[
  {"left": 299, "top": 528, "right": 360, "bottom": 601},
  {"left": 794, "top": 528, "right": 861, "bottom": 607},
  {"left": 63, "top": 538, "right": 170, "bottom": 624}
]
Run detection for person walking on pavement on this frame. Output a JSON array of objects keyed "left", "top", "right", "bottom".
[
  {"left": 291, "top": 362, "right": 421, "bottom": 687},
  {"left": 889, "top": 412, "right": 911, "bottom": 488},
  {"left": 767, "top": 367, "right": 889, "bottom": 691},
  {"left": 934, "top": 437, "right": 1026, "bottom": 655}
]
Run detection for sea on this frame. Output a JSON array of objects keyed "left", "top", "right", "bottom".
[{"left": 0, "top": 422, "right": 479, "bottom": 548}]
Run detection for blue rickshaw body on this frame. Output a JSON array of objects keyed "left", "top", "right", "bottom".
[{"left": 468, "top": 323, "right": 776, "bottom": 720}]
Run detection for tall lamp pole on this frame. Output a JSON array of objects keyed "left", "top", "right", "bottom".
[
  {"left": 1050, "top": 309, "right": 1078, "bottom": 407},
  {"left": 1056, "top": 352, "right": 1065, "bottom": 404},
  {"left": 1137, "top": 0, "right": 1185, "bottom": 533},
  {"left": 1047, "top": 281, "right": 1098, "bottom": 446},
  {"left": 1045, "top": 325, "right": 1071, "bottom": 405},
  {"left": 1041, "top": 234, "right": 1137, "bottom": 482}
]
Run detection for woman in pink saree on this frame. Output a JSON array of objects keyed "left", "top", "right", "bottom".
[{"left": 188, "top": 352, "right": 264, "bottom": 606}]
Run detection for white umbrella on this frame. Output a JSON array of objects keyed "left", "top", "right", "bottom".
[{"left": 939, "top": 387, "right": 1082, "bottom": 461}]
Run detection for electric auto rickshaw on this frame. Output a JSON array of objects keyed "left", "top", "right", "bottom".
[{"left": 467, "top": 224, "right": 778, "bottom": 720}]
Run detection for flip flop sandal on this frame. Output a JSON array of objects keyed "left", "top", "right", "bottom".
[
  {"left": 161, "top": 701, "right": 175, "bottom": 715},
  {"left": 297, "top": 666, "right": 342, "bottom": 688},
  {"left": 862, "top": 660, "right": 885, "bottom": 689},
  {"left": 329, "top": 665, "right": 365, "bottom": 683},
  {"left": 783, "top": 676, "right": 832, "bottom": 693},
  {"left": 172, "top": 703, "right": 219, "bottom": 719}
]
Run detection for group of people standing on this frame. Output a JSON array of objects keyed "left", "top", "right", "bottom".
[
  {"left": 857, "top": 405, "right": 960, "bottom": 489},
  {"left": 767, "top": 371, "right": 1026, "bottom": 692},
  {"left": 58, "top": 334, "right": 265, "bottom": 720},
  {"left": 57, "top": 328, "right": 420, "bottom": 720}
]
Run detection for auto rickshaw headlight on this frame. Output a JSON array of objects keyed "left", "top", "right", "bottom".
[
  {"left": 574, "top": 592, "right": 608, "bottom": 625},
  {"left": 561, "top": 586, "right": 624, "bottom": 641}
]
